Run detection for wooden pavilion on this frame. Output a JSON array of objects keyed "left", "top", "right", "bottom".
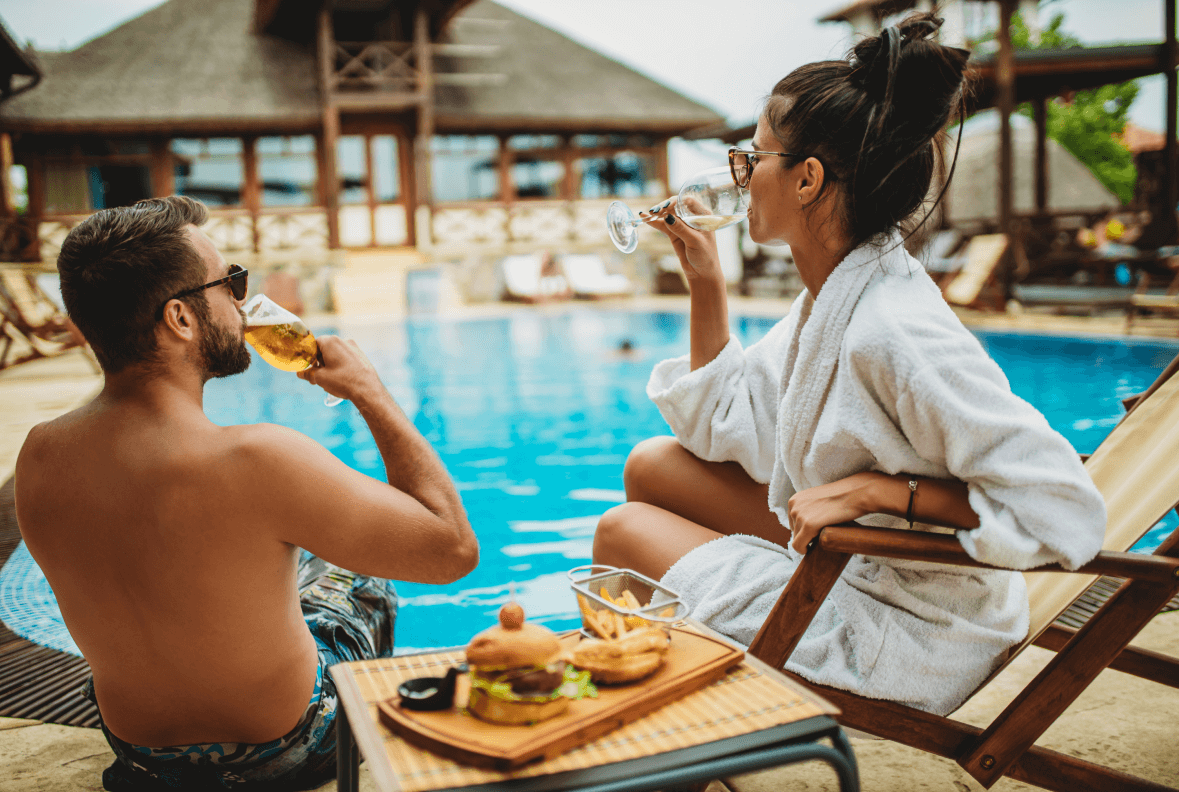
[{"left": 0, "top": 0, "right": 722, "bottom": 265}]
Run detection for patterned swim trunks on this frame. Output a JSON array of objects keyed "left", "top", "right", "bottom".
[{"left": 84, "top": 552, "right": 397, "bottom": 791}]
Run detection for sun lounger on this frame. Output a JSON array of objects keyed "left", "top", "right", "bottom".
[
  {"left": 917, "top": 229, "right": 964, "bottom": 273},
  {"left": 559, "top": 254, "right": 633, "bottom": 299},
  {"left": 1126, "top": 264, "right": 1179, "bottom": 335},
  {"left": 749, "top": 352, "right": 1179, "bottom": 791},
  {"left": 943, "top": 233, "right": 1009, "bottom": 308},
  {"left": 502, "top": 254, "right": 570, "bottom": 303},
  {"left": 0, "top": 269, "right": 94, "bottom": 371}
]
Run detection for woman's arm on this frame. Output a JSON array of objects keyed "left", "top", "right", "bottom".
[
  {"left": 786, "top": 472, "right": 979, "bottom": 554},
  {"left": 642, "top": 204, "right": 729, "bottom": 370}
]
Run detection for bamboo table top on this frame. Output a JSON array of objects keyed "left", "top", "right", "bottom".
[{"left": 330, "top": 622, "right": 840, "bottom": 792}]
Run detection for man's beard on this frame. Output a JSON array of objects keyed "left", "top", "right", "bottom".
[{"left": 199, "top": 315, "right": 251, "bottom": 380}]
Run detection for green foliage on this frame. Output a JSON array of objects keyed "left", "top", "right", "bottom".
[{"left": 985, "top": 10, "right": 1140, "bottom": 204}]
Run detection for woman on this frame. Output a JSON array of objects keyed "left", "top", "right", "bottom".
[{"left": 592, "top": 14, "right": 1106, "bottom": 716}]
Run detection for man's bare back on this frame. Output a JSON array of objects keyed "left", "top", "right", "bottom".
[{"left": 16, "top": 211, "right": 476, "bottom": 754}]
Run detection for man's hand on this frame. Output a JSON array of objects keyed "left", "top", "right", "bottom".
[{"left": 297, "top": 336, "right": 385, "bottom": 407}]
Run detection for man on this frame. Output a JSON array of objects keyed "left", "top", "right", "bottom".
[{"left": 14, "top": 197, "right": 478, "bottom": 790}]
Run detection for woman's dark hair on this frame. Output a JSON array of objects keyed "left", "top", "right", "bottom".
[
  {"left": 764, "top": 13, "right": 970, "bottom": 247},
  {"left": 57, "top": 196, "right": 212, "bottom": 373}
]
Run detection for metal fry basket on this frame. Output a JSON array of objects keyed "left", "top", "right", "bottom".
[{"left": 567, "top": 565, "right": 687, "bottom": 638}]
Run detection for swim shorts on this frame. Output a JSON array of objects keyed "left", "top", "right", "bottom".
[{"left": 84, "top": 551, "right": 397, "bottom": 791}]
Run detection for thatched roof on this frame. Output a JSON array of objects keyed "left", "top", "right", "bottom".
[
  {"left": 0, "top": 14, "right": 41, "bottom": 98},
  {"left": 0, "top": 0, "right": 720, "bottom": 138},
  {"left": 0, "top": 0, "right": 321, "bottom": 135},
  {"left": 945, "top": 110, "right": 1120, "bottom": 224},
  {"left": 431, "top": 1, "right": 723, "bottom": 134}
]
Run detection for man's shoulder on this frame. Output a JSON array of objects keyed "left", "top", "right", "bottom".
[{"left": 224, "top": 422, "right": 321, "bottom": 461}]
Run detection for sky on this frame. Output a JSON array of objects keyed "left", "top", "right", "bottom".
[{"left": 0, "top": 0, "right": 1171, "bottom": 180}]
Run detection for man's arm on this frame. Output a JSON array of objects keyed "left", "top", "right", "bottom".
[{"left": 238, "top": 337, "right": 476, "bottom": 583}]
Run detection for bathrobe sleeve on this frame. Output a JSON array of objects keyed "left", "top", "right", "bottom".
[
  {"left": 889, "top": 345, "right": 1107, "bottom": 571},
  {"left": 646, "top": 318, "right": 794, "bottom": 484}
]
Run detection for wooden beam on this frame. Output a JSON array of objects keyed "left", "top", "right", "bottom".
[
  {"left": 318, "top": 7, "right": 341, "bottom": 250},
  {"left": 242, "top": 136, "right": 260, "bottom": 253},
  {"left": 748, "top": 544, "right": 852, "bottom": 669},
  {"left": 25, "top": 154, "right": 45, "bottom": 219},
  {"left": 997, "top": 0, "right": 1015, "bottom": 254},
  {"left": 365, "top": 134, "right": 377, "bottom": 247},
  {"left": 1033, "top": 97, "right": 1048, "bottom": 214},
  {"left": 1165, "top": 0, "right": 1177, "bottom": 228},
  {"left": 149, "top": 138, "right": 174, "bottom": 198},
  {"left": 960, "top": 573, "right": 1179, "bottom": 787},
  {"left": 560, "top": 135, "right": 576, "bottom": 202},
  {"left": 413, "top": 8, "right": 434, "bottom": 247},
  {"left": 397, "top": 129, "right": 416, "bottom": 247},
  {"left": 1033, "top": 625, "right": 1179, "bottom": 689},
  {"left": 0, "top": 134, "right": 14, "bottom": 217},
  {"left": 498, "top": 134, "right": 513, "bottom": 204}
]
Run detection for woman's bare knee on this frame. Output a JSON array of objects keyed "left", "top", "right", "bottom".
[
  {"left": 592, "top": 503, "right": 644, "bottom": 567},
  {"left": 623, "top": 436, "right": 686, "bottom": 503}
]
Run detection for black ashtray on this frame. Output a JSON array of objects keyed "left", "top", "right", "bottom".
[{"left": 397, "top": 664, "right": 466, "bottom": 711}]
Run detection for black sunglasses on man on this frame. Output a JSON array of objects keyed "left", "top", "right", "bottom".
[{"left": 159, "top": 264, "right": 249, "bottom": 317}]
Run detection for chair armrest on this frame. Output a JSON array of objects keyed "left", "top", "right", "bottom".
[{"left": 817, "top": 525, "right": 1179, "bottom": 583}]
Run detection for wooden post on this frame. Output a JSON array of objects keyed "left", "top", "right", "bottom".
[
  {"left": 149, "top": 138, "right": 175, "bottom": 198},
  {"left": 397, "top": 129, "right": 417, "bottom": 247},
  {"left": 364, "top": 134, "right": 377, "bottom": 247},
  {"left": 1165, "top": 0, "right": 1177, "bottom": 235},
  {"left": 413, "top": 8, "right": 434, "bottom": 248},
  {"left": 0, "top": 134, "right": 14, "bottom": 217},
  {"left": 1033, "top": 97, "right": 1048, "bottom": 216},
  {"left": 655, "top": 139, "right": 670, "bottom": 195},
  {"left": 318, "top": 6, "right": 341, "bottom": 249},
  {"left": 242, "top": 136, "right": 260, "bottom": 253},
  {"left": 996, "top": 0, "right": 1016, "bottom": 301},
  {"left": 498, "top": 135, "right": 512, "bottom": 203},
  {"left": 560, "top": 135, "right": 576, "bottom": 201},
  {"left": 26, "top": 154, "right": 45, "bottom": 219}
]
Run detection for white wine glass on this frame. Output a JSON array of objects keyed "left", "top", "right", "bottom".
[
  {"left": 243, "top": 294, "right": 344, "bottom": 407},
  {"left": 606, "top": 166, "right": 749, "bottom": 254}
]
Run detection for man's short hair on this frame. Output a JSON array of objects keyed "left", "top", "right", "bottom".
[{"left": 58, "top": 196, "right": 211, "bottom": 373}]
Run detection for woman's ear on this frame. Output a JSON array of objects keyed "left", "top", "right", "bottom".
[
  {"left": 159, "top": 300, "right": 197, "bottom": 343},
  {"left": 799, "top": 157, "right": 826, "bottom": 204}
]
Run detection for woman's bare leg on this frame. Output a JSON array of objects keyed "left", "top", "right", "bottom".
[{"left": 593, "top": 436, "right": 788, "bottom": 581}]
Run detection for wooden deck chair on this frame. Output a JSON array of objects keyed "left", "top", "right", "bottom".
[
  {"left": 0, "top": 269, "right": 93, "bottom": 371},
  {"left": 943, "top": 233, "right": 1009, "bottom": 310},
  {"left": 748, "top": 356, "right": 1179, "bottom": 792},
  {"left": 1126, "top": 262, "right": 1179, "bottom": 335}
]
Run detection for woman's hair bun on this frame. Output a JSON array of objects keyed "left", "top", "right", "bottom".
[{"left": 849, "top": 12, "right": 969, "bottom": 140}]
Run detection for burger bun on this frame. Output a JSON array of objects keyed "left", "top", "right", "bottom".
[{"left": 467, "top": 687, "right": 569, "bottom": 725}]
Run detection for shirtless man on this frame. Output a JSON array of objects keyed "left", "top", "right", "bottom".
[{"left": 14, "top": 197, "right": 478, "bottom": 789}]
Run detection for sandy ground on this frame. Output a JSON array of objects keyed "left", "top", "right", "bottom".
[{"left": 1, "top": 298, "right": 1176, "bottom": 791}]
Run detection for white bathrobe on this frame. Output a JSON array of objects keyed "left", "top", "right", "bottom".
[{"left": 648, "top": 234, "right": 1106, "bottom": 715}]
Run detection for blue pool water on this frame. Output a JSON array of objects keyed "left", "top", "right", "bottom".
[{"left": 199, "top": 311, "right": 1179, "bottom": 652}]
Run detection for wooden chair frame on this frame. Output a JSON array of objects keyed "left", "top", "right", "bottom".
[
  {"left": 749, "top": 358, "right": 1179, "bottom": 791},
  {"left": 0, "top": 270, "right": 93, "bottom": 371}
]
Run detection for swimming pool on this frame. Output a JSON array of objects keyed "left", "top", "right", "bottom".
[{"left": 199, "top": 310, "right": 1179, "bottom": 652}]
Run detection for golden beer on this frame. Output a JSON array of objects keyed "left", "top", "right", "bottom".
[{"left": 244, "top": 321, "right": 319, "bottom": 372}]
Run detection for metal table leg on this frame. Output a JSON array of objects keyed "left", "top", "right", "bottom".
[{"left": 337, "top": 706, "right": 360, "bottom": 792}]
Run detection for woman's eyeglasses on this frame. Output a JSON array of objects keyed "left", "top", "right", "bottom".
[
  {"left": 728, "top": 146, "right": 805, "bottom": 189},
  {"left": 160, "top": 264, "right": 249, "bottom": 316}
]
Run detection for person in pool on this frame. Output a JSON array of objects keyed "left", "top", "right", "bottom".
[
  {"left": 592, "top": 14, "right": 1106, "bottom": 716},
  {"left": 15, "top": 196, "right": 478, "bottom": 790}
]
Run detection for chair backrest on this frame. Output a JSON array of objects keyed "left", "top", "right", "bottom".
[
  {"left": 944, "top": 233, "right": 1008, "bottom": 306},
  {"left": 501, "top": 254, "right": 543, "bottom": 297},
  {"left": 959, "top": 359, "right": 1179, "bottom": 703},
  {"left": 560, "top": 255, "right": 609, "bottom": 291},
  {"left": 1024, "top": 360, "right": 1179, "bottom": 640},
  {"left": 0, "top": 271, "right": 56, "bottom": 327}
]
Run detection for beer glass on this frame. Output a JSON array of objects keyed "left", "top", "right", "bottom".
[
  {"left": 243, "top": 294, "right": 343, "bottom": 407},
  {"left": 606, "top": 166, "right": 749, "bottom": 254}
]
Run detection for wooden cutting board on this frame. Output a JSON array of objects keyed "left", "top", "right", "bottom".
[{"left": 377, "top": 627, "right": 744, "bottom": 770}]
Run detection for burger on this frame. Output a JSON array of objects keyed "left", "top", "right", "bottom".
[{"left": 466, "top": 602, "right": 592, "bottom": 725}]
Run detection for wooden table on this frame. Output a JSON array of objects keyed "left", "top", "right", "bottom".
[{"left": 329, "top": 622, "right": 859, "bottom": 792}]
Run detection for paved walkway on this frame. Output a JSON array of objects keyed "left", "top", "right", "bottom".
[{"left": 1, "top": 298, "right": 1177, "bottom": 791}]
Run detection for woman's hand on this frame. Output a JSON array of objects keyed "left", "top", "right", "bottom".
[
  {"left": 786, "top": 471, "right": 980, "bottom": 554},
  {"left": 786, "top": 472, "right": 885, "bottom": 554},
  {"left": 642, "top": 198, "right": 726, "bottom": 286}
]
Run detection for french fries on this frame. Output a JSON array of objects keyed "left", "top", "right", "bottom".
[{"left": 579, "top": 587, "right": 676, "bottom": 640}]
